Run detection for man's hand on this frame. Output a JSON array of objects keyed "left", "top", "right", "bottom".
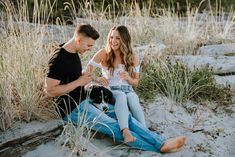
[
  {"left": 78, "top": 72, "right": 93, "bottom": 86},
  {"left": 45, "top": 72, "right": 93, "bottom": 97}
]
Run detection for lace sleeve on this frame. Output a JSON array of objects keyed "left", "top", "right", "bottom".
[{"left": 133, "top": 65, "right": 140, "bottom": 73}]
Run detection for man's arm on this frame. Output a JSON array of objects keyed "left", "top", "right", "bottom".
[{"left": 44, "top": 72, "right": 92, "bottom": 97}]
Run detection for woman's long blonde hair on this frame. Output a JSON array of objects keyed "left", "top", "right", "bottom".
[{"left": 105, "top": 25, "right": 135, "bottom": 76}]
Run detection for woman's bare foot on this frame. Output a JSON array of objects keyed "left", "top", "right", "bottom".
[
  {"left": 122, "top": 128, "right": 136, "bottom": 143},
  {"left": 160, "top": 136, "right": 186, "bottom": 153}
]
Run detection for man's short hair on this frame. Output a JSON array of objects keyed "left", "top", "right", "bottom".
[{"left": 75, "top": 24, "right": 99, "bottom": 40}]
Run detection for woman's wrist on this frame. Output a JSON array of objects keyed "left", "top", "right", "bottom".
[{"left": 127, "top": 75, "right": 131, "bottom": 82}]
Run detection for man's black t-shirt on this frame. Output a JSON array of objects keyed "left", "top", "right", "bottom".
[{"left": 47, "top": 44, "right": 86, "bottom": 118}]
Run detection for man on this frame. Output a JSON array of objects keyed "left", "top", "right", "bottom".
[
  {"left": 45, "top": 24, "right": 97, "bottom": 118},
  {"left": 44, "top": 23, "right": 186, "bottom": 153}
]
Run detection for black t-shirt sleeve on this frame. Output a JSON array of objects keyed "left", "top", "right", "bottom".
[{"left": 47, "top": 52, "right": 64, "bottom": 81}]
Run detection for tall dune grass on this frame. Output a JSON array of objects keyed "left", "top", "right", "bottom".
[
  {"left": 75, "top": 0, "right": 235, "bottom": 54},
  {"left": 58, "top": 98, "right": 117, "bottom": 156},
  {"left": 0, "top": 1, "right": 234, "bottom": 156},
  {"left": 0, "top": 0, "right": 58, "bottom": 130}
]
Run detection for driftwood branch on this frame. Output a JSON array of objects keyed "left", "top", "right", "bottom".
[{"left": 0, "top": 120, "right": 63, "bottom": 157}]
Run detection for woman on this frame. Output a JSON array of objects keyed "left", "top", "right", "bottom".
[{"left": 87, "top": 25, "right": 146, "bottom": 143}]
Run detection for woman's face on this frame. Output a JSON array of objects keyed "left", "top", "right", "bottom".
[{"left": 109, "top": 30, "right": 121, "bottom": 51}]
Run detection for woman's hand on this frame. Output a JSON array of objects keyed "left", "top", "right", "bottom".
[
  {"left": 119, "top": 71, "right": 130, "bottom": 81},
  {"left": 95, "top": 76, "right": 109, "bottom": 86}
]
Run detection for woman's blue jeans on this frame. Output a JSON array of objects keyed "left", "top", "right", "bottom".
[
  {"left": 64, "top": 99, "right": 165, "bottom": 152},
  {"left": 110, "top": 86, "right": 146, "bottom": 129}
]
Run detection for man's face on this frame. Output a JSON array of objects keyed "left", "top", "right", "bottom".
[{"left": 76, "top": 35, "right": 95, "bottom": 54}]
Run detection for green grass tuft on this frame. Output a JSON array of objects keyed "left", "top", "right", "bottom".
[{"left": 136, "top": 58, "right": 233, "bottom": 110}]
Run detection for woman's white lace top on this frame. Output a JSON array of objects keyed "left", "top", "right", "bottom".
[{"left": 88, "top": 60, "right": 140, "bottom": 86}]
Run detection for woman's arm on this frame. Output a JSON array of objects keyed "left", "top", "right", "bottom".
[
  {"left": 86, "top": 49, "right": 109, "bottom": 86},
  {"left": 130, "top": 53, "right": 140, "bottom": 87},
  {"left": 86, "top": 49, "right": 106, "bottom": 73},
  {"left": 120, "top": 52, "right": 140, "bottom": 87},
  {"left": 127, "top": 71, "right": 139, "bottom": 87}
]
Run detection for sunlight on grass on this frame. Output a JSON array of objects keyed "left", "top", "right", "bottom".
[
  {"left": 0, "top": 0, "right": 234, "bottom": 132},
  {"left": 0, "top": 0, "right": 58, "bottom": 130}
]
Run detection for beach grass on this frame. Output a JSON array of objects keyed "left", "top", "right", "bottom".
[
  {"left": 0, "top": 1, "right": 234, "bottom": 155},
  {"left": 136, "top": 57, "right": 232, "bottom": 110}
]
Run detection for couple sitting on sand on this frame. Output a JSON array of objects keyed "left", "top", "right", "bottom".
[{"left": 44, "top": 23, "right": 186, "bottom": 153}]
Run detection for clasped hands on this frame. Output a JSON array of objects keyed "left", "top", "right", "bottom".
[
  {"left": 80, "top": 71, "right": 130, "bottom": 87},
  {"left": 79, "top": 71, "right": 108, "bottom": 86},
  {"left": 95, "top": 71, "right": 130, "bottom": 86}
]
